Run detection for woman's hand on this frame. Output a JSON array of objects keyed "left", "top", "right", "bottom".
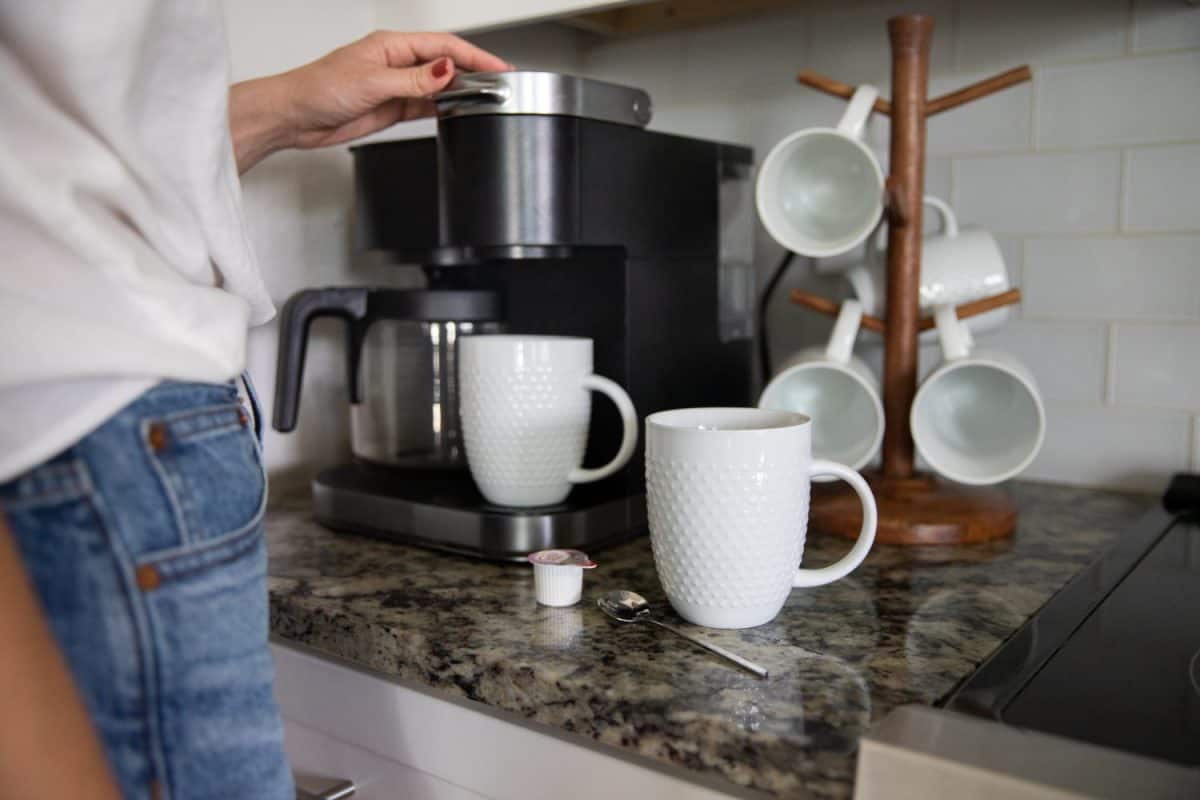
[{"left": 230, "top": 31, "right": 511, "bottom": 173}]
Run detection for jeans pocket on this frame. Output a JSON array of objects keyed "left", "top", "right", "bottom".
[
  {"left": 141, "top": 403, "right": 266, "bottom": 551},
  {"left": 140, "top": 523, "right": 292, "bottom": 800},
  {"left": 134, "top": 409, "right": 290, "bottom": 798}
]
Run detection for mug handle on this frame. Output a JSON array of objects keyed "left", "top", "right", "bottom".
[
  {"left": 568, "top": 376, "right": 639, "bottom": 484},
  {"left": 824, "top": 299, "right": 863, "bottom": 364},
  {"left": 836, "top": 84, "right": 880, "bottom": 140},
  {"left": 793, "top": 461, "right": 877, "bottom": 588},
  {"left": 923, "top": 195, "right": 959, "bottom": 238},
  {"left": 934, "top": 303, "right": 974, "bottom": 361}
]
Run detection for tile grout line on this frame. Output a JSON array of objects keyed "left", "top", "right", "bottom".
[
  {"left": 1118, "top": 148, "right": 1130, "bottom": 232},
  {"left": 1190, "top": 417, "right": 1200, "bottom": 472},
  {"left": 1105, "top": 323, "right": 1118, "bottom": 406},
  {"left": 1028, "top": 52, "right": 1039, "bottom": 152},
  {"left": 1192, "top": 415, "right": 1200, "bottom": 472},
  {"left": 1014, "top": 237, "right": 1027, "bottom": 319},
  {"left": 1125, "top": 0, "right": 1137, "bottom": 56}
]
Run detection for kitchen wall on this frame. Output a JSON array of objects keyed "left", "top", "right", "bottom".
[
  {"left": 222, "top": 0, "right": 391, "bottom": 487},
  {"left": 470, "top": 0, "right": 1200, "bottom": 492},
  {"left": 227, "top": 0, "right": 1200, "bottom": 492}
]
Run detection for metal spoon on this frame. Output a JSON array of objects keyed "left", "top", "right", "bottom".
[{"left": 597, "top": 590, "right": 769, "bottom": 678}]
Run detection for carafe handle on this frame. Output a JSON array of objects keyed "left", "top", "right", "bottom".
[{"left": 272, "top": 287, "right": 368, "bottom": 432}]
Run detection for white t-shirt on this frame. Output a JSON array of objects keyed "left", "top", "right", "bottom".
[{"left": 0, "top": 0, "right": 274, "bottom": 482}]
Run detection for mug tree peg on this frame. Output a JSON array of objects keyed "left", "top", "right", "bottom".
[{"left": 884, "top": 176, "right": 910, "bottom": 228}]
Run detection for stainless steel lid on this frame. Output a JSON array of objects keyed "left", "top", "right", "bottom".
[{"left": 433, "top": 71, "right": 652, "bottom": 128}]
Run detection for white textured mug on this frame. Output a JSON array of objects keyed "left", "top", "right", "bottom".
[
  {"left": 646, "top": 408, "right": 877, "bottom": 629},
  {"left": 758, "top": 300, "right": 883, "bottom": 472},
  {"left": 756, "top": 85, "right": 885, "bottom": 258},
  {"left": 459, "top": 335, "right": 638, "bottom": 507},
  {"left": 911, "top": 306, "right": 1045, "bottom": 486},
  {"left": 845, "top": 196, "right": 1012, "bottom": 337}
]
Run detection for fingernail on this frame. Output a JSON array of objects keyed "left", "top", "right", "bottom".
[{"left": 432, "top": 58, "right": 450, "bottom": 79}]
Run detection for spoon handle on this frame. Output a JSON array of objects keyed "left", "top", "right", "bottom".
[{"left": 646, "top": 618, "right": 769, "bottom": 678}]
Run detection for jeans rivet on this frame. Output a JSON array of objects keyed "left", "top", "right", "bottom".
[
  {"left": 237, "top": 408, "right": 249, "bottom": 427},
  {"left": 147, "top": 423, "right": 169, "bottom": 452},
  {"left": 136, "top": 564, "right": 161, "bottom": 592}
]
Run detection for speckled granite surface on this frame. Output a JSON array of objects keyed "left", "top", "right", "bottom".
[{"left": 267, "top": 482, "right": 1151, "bottom": 799}]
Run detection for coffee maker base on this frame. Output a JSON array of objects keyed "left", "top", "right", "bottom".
[{"left": 311, "top": 463, "right": 647, "bottom": 562}]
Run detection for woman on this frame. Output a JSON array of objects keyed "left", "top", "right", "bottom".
[{"left": 0, "top": 2, "right": 509, "bottom": 797}]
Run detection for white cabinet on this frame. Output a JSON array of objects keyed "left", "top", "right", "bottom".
[
  {"left": 273, "top": 642, "right": 734, "bottom": 799},
  {"left": 373, "top": 0, "right": 641, "bottom": 35}
]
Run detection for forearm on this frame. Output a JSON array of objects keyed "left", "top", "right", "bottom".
[
  {"left": 0, "top": 512, "right": 121, "bottom": 800},
  {"left": 229, "top": 76, "right": 296, "bottom": 174}
]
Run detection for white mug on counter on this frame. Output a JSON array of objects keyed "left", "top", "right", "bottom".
[
  {"left": 756, "top": 85, "right": 885, "bottom": 258},
  {"left": 911, "top": 306, "right": 1045, "bottom": 486},
  {"left": 758, "top": 300, "right": 884, "bottom": 473},
  {"left": 845, "top": 195, "right": 1012, "bottom": 336},
  {"left": 459, "top": 335, "right": 638, "bottom": 507},
  {"left": 646, "top": 407, "right": 877, "bottom": 629}
]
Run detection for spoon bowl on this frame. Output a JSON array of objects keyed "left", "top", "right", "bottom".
[
  {"left": 597, "top": 590, "right": 652, "bottom": 623},
  {"left": 596, "top": 589, "right": 769, "bottom": 678}
]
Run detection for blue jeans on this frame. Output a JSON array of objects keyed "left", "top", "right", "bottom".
[{"left": 0, "top": 381, "right": 293, "bottom": 800}]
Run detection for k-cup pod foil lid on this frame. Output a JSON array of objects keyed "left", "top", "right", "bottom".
[{"left": 527, "top": 549, "right": 597, "bottom": 568}]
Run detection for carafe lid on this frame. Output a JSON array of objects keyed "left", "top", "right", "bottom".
[{"left": 433, "top": 71, "right": 652, "bottom": 128}]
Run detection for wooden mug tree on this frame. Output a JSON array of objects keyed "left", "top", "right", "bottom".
[{"left": 790, "top": 15, "right": 1032, "bottom": 544}]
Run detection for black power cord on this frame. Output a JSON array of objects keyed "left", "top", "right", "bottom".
[{"left": 757, "top": 250, "right": 796, "bottom": 381}]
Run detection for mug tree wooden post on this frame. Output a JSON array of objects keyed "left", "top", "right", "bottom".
[{"left": 792, "top": 15, "right": 1033, "bottom": 544}]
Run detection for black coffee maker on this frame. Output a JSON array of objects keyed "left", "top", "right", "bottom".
[{"left": 274, "top": 71, "right": 754, "bottom": 560}]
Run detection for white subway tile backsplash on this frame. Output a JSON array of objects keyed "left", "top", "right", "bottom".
[
  {"left": 1124, "top": 144, "right": 1200, "bottom": 233},
  {"left": 806, "top": 0, "right": 954, "bottom": 86},
  {"left": 582, "top": 28, "right": 687, "bottom": 107},
  {"left": 1036, "top": 52, "right": 1200, "bottom": 148},
  {"left": 1023, "top": 405, "right": 1192, "bottom": 491},
  {"left": 984, "top": 320, "right": 1108, "bottom": 404},
  {"left": 1112, "top": 323, "right": 1200, "bottom": 409},
  {"left": 954, "top": 152, "right": 1120, "bottom": 234},
  {"left": 469, "top": 23, "right": 585, "bottom": 73},
  {"left": 1133, "top": 0, "right": 1200, "bottom": 53},
  {"left": 956, "top": 0, "right": 1127, "bottom": 72},
  {"left": 652, "top": 102, "right": 752, "bottom": 146},
  {"left": 926, "top": 70, "right": 1032, "bottom": 156},
  {"left": 681, "top": 7, "right": 808, "bottom": 100},
  {"left": 860, "top": 69, "right": 1032, "bottom": 156},
  {"left": 1024, "top": 236, "right": 1200, "bottom": 320}
]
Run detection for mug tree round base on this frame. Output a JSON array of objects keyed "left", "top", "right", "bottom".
[{"left": 811, "top": 472, "right": 1016, "bottom": 545}]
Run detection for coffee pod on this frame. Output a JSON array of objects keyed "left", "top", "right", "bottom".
[{"left": 528, "top": 549, "right": 597, "bottom": 607}]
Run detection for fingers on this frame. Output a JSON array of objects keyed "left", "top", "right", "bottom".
[
  {"left": 377, "top": 57, "right": 456, "bottom": 100},
  {"left": 368, "top": 30, "right": 513, "bottom": 74}
]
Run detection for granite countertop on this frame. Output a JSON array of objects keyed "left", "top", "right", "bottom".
[{"left": 267, "top": 482, "right": 1151, "bottom": 799}]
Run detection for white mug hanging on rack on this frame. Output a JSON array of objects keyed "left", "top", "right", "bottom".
[
  {"left": 911, "top": 305, "right": 1045, "bottom": 486},
  {"left": 844, "top": 196, "right": 1012, "bottom": 338},
  {"left": 756, "top": 85, "right": 885, "bottom": 259},
  {"left": 758, "top": 300, "right": 884, "bottom": 473}
]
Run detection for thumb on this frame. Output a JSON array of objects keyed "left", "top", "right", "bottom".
[{"left": 385, "top": 57, "right": 455, "bottom": 99}]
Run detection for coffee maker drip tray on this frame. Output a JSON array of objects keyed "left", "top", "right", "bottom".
[{"left": 311, "top": 463, "right": 646, "bottom": 562}]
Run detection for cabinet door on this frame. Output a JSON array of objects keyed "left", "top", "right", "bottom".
[
  {"left": 373, "top": 0, "right": 641, "bottom": 34},
  {"left": 272, "top": 643, "right": 737, "bottom": 799}
]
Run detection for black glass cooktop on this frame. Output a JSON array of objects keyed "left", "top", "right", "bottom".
[{"left": 947, "top": 475, "right": 1200, "bottom": 767}]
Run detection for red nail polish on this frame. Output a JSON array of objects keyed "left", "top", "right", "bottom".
[{"left": 432, "top": 58, "right": 449, "bottom": 79}]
